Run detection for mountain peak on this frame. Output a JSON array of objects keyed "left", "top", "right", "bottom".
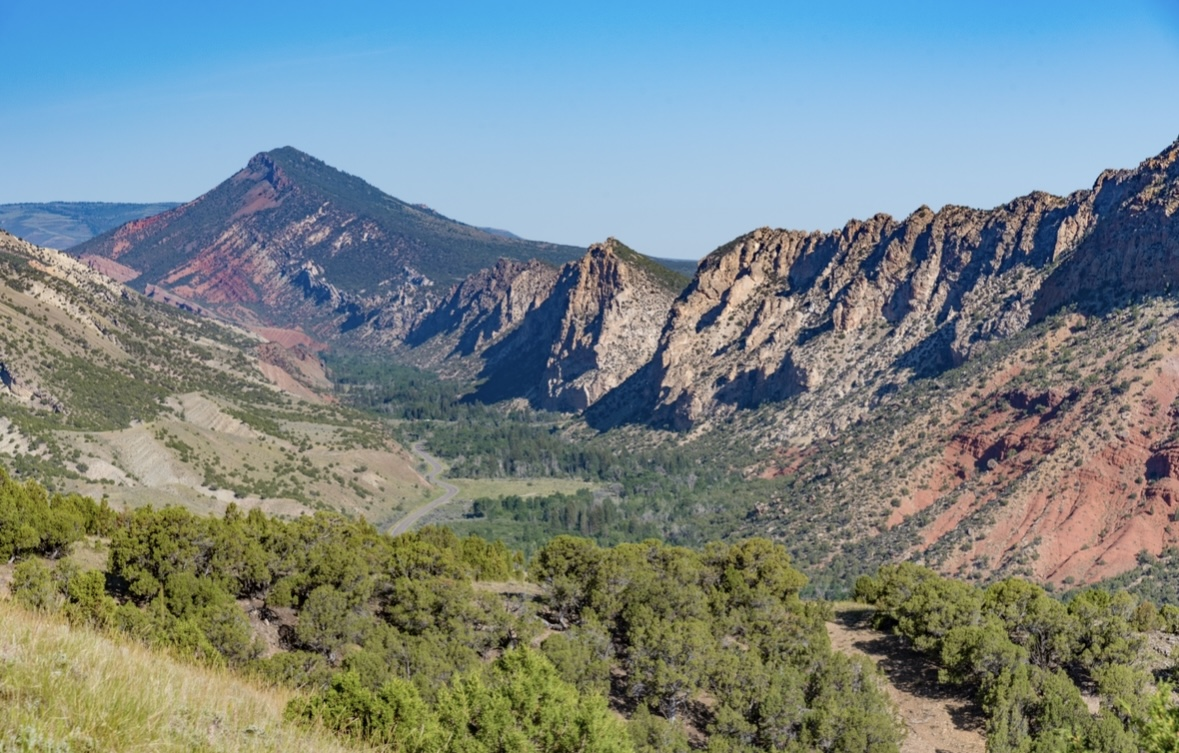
[
  {"left": 69, "top": 149, "right": 586, "bottom": 334},
  {"left": 265, "top": 145, "right": 309, "bottom": 158},
  {"left": 260, "top": 146, "right": 329, "bottom": 172},
  {"left": 587, "top": 237, "right": 690, "bottom": 293}
]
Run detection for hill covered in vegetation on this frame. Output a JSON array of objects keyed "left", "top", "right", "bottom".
[
  {"left": 0, "top": 229, "right": 425, "bottom": 521},
  {"left": 0, "top": 201, "right": 178, "bottom": 249}
]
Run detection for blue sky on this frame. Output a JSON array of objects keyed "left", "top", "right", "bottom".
[{"left": 2, "top": 2, "right": 1178, "bottom": 259}]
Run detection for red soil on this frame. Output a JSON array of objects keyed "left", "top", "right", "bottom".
[
  {"left": 251, "top": 327, "right": 326, "bottom": 352},
  {"left": 900, "top": 353, "right": 1179, "bottom": 585},
  {"left": 80, "top": 254, "right": 141, "bottom": 283}
]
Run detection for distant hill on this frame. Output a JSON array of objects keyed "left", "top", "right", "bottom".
[
  {"left": 477, "top": 226, "right": 523, "bottom": 239},
  {"left": 0, "top": 202, "right": 178, "bottom": 249},
  {"left": 645, "top": 255, "right": 699, "bottom": 278}
]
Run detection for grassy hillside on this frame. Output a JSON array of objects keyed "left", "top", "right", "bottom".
[
  {"left": 0, "top": 202, "right": 178, "bottom": 249},
  {"left": 0, "top": 230, "right": 426, "bottom": 522},
  {"left": 0, "top": 600, "right": 372, "bottom": 753}
]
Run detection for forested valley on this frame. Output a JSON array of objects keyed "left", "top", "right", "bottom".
[{"left": 328, "top": 355, "right": 780, "bottom": 555}]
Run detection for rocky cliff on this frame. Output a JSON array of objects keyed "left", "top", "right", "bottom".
[
  {"left": 534, "top": 239, "right": 686, "bottom": 411},
  {"left": 618, "top": 139, "right": 1179, "bottom": 438},
  {"left": 396, "top": 258, "right": 562, "bottom": 374},
  {"left": 393, "top": 239, "right": 687, "bottom": 412},
  {"left": 608, "top": 137, "right": 1179, "bottom": 590}
]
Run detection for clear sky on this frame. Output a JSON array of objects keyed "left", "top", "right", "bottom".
[{"left": 2, "top": 1, "right": 1178, "bottom": 259}]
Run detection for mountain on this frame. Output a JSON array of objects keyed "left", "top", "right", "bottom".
[
  {"left": 0, "top": 202, "right": 179, "bottom": 249},
  {"left": 41, "top": 137, "right": 1179, "bottom": 593},
  {"left": 70, "top": 147, "right": 587, "bottom": 337},
  {"left": 0, "top": 229, "right": 425, "bottom": 520},
  {"left": 598, "top": 138, "right": 1179, "bottom": 434},
  {"left": 578, "top": 137, "right": 1179, "bottom": 590},
  {"left": 392, "top": 238, "right": 689, "bottom": 411}
]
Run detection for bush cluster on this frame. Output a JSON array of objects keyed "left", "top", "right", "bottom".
[{"left": 855, "top": 563, "right": 1169, "bottom": 752}]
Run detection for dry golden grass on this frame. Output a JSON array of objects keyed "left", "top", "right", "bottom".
[{"left": 0, "top": 600, "right": 371, "bottom": 752}]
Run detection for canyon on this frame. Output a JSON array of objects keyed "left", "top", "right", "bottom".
[{"left": 10, "top": 137, "right": 1179, "bottom": 589}]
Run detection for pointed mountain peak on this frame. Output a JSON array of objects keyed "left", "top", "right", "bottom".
[
  {"left": 1145, "top": 134, "right": 1179, "bottom": 171},
  {"left": 68, "top": 148, "right": 586, "bottom": 333},
  {"left": 588, "top": 236, "right": 628, "bottom": 258},
  {"left": 583, "top": 237, "right": 690, "bottom": 293}
]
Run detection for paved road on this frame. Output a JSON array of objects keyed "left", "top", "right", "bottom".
[{"left": 387, "top": 441, "right": 460, "bottom": 536}]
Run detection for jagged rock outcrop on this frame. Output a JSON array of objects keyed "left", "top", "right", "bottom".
[
  {"left": 620, "top": 138, "right": 1179, "bottom": 434},
  {"left": 399, "top": 239, "right": 687, "bottom": 412},
  {"left": 537, "top": 239, "right": 684, "bottom": 411},
  {"left": 1032, "top": 144, "right": 1179, "bottom": 316},
  {"left": 398, "top": 258, "right": 562, "bottom": 371}
]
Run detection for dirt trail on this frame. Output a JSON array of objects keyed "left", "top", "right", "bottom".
[{"left": 826, "top": 607, "right": 986, "bottom": 753}]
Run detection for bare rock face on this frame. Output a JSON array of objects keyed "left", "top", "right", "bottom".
[
  {"left": 397, "top": 258, "right": 562, "bottom": 372},
  {"left": 538, "top": 239, "right": 681, "bottom": 411},
  {"left": 1032, "top": 142, "right": 1179, "bottom": 316},
  {"left": 629, "top": 140, "right": 1179, "bottom": 434},
  {"left": 400, "top": 239, "right": 686, "bottom": 412}
]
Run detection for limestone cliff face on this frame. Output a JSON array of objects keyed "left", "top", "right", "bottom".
[
  {"left": 1033, "top": 143, "right": 1179, "bottom": 316},
  {"left": 386, "top": 259, "right": 561, "bottom": 379},
  {"left": 400, "top": 239, "right": 685, "bottom": 412},
  {"left": 399, "top": 258, "right": 562, "bottom": 371},
  {"left": 537, "top": 239, "right": 682, "bottom": 411},
  {"left": 634, "top": 139, "right": 1179, "bottom": 434}
]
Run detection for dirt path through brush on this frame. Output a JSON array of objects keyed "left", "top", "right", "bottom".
[{"left": 826, "top": 606, "right": 986, "bottom": 753}]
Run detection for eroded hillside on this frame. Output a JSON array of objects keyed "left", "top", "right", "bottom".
[{"left": 0, "top": 230, "right": 427, "bottom": 521}]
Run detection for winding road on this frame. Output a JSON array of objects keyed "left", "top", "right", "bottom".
[{"left": 387, "top": 441, "right": 460, "bottom": 536}]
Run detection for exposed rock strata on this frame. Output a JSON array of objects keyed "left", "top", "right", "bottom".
[
  {"left": 397, "top": 239, "right": 684, "bottom": 412},
  {"left": 625, "top": 140, "right": 1179, "bottom": 436},
  {"left": 71, "top": 147, "right": 584, "bottom": 339}
]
